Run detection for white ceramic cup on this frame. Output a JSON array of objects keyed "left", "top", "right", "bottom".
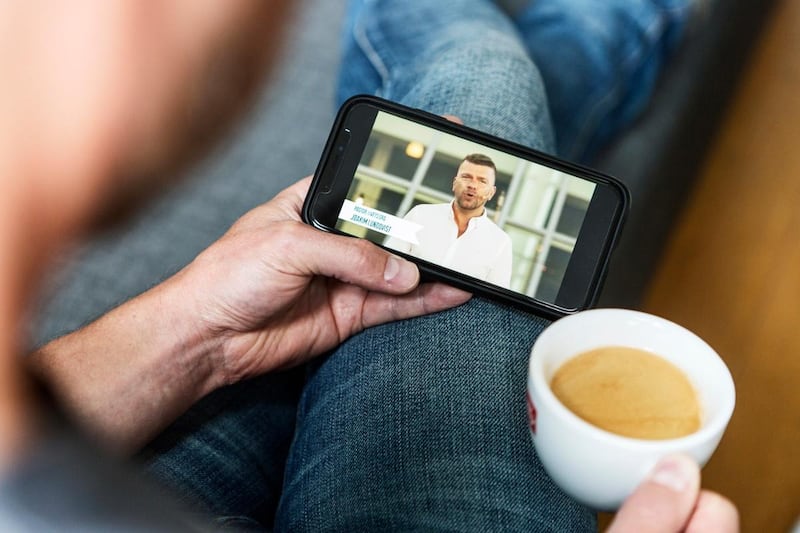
[{"left": 526, "top": 308, "right": 735, "bottom": 510}]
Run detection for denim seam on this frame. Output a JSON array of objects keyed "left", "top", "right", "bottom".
[
  {"left": 353, "top": 4, "right": 390, "bottom": 91},
  {"left": 621, "top": 16, "right": 663, "bottom": 70},
  {"left": 567, "top": 83, "right": 622, "bottom": 160},
  {"left": 570, "top": 6, "right": 679, "bottom": 159},
  {"left": 621, "top": 3, "right": 690, "bottom": 70}
]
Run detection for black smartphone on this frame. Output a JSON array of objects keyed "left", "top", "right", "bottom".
[{"left": 303, "top": 95, "right": 629, "bottom": 319}]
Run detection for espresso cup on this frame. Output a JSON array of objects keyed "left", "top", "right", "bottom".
[{"left": 526, "top": 308, "right": 735, "bottom": 510}]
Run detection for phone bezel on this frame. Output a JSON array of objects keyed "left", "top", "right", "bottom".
[{"left": 303, "top": 95, "right": 630, "bottom": 319}]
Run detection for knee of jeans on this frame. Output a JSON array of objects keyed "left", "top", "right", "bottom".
[
  {"left": 306, "top": 299, "right": 550, "bottom": 418},
  {"left": 337, "top": 37, "right": 384, "bottom": 106},
  {"left": 393, "top": 40, "right": 555, "bottom": 152},
  {"left": 336, "top": 0, "right": 385, "bottom": 105}
]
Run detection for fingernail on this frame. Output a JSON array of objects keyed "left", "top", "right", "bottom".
[
  {"left": 437, "top": 284, "right": 473, "bottom": 302},
  {"left": 384, "top": 255, "right": 416, "bottom": 285},
  {"left": 649, "top": 455, "right": 697, "bottom": 493}
]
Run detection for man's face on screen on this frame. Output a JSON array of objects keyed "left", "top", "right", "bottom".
[{"left": 452, "top": 160, "right": 496, "bottom": 212}]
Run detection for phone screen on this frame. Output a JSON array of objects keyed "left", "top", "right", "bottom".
[{"left": 306, "top": 97, "right": 628, "bottom": 316}]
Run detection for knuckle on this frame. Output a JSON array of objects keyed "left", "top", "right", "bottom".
[
  {"left": 347, "top": 238, "right": 381, "bottom": 272},
  {"left": 267, "top": 221, "right": 306, "bottom": 250}
]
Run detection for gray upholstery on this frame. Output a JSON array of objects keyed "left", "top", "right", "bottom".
[{"left": 31, "top": 0, "right": 774, "bottom": 346}]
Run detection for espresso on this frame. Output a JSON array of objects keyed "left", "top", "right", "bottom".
[{"left": 550, "top": 346, "right": 701, "bottom": 440}]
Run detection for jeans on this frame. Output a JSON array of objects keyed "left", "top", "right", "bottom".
[
  {"left": 143, "top": 299, "right": 594, "bottom": 531},
  {"left": 338, "top": 0, "right": 693, "bottom": 162},
  {"left": 145, "top": 0, "right": 696, "bottom": 529},
  {"left": 338, "top": 0, "right": 556, "bottom": 154}
]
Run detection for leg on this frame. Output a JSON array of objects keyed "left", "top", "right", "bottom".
[
  {"left": 338, "top": 0, "right": 555, "bottom": 153},
  {"left": 275, "top": 299, "right": 595, "bottom": 531},
  {"left": 513, "top": 0, "right": 697, "bottom": 161},
  {"left": 139, "top": 370, "right": 304, "bottom": 529}
]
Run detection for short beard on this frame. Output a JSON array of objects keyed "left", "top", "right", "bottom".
[{"left": 456, "top": 196, "right": 485, "bottom": 213}]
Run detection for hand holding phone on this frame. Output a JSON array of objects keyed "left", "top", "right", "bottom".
[{"left": 303, "top": 96, "right": 629, "bottom": 318}]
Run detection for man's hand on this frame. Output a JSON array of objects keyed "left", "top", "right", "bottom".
[
  {"left": 608, "top": 455, "right": 739, "bottom": 532},
  {"left": 31, "top": 178, "right": 470, "bottom": 452},
  {"left": 181, "top": 176, "right": 472, "bottom": 384}
]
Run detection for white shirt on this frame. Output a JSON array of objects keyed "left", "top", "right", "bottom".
[{"left": 386, "top": 202, "right": 512, "bottom": 288}]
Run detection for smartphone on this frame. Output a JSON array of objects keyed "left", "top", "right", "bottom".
[{"left": 303, "top": 96, "right": 629, "bottom": 319}]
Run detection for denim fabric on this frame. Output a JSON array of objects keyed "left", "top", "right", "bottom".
[
  {"left": 140, "top": 370, "right": 305, "bottom": 528},
  {"left": 275, "top": 298, "right": 593, "bottom": 531},
  {"left": 338, "top": 0, "right": 555, "bottom": 153},
  {"left": 338, "top": 0, "right": 694, "bottom": 162},
  {"left": 143, "top": 300, "right": 594, "bottom": 531},
  {"left": 515, "top": 0, "right": 694, "bottom": 160}
]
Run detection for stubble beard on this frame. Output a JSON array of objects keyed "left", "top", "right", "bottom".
[{"left": 456, "top": 193, "right": 484, "bottom": 212}]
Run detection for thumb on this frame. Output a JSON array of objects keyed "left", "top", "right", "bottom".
[
  {"left": 300, "top": 229, "right": 420, "bottom": 294},
  {"left": 607, "top": 454, "right": 700, "bottom": 533}
]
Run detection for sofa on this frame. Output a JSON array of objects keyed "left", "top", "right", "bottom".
[
  {"left": 593, "top": 0, "right": 777, "bottom": 307},
  {"left": 31, "top": 0, "right": 776, "bottom": 345}
]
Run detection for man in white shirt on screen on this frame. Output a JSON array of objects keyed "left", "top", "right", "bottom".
[{"left": 387, "top": 153, "right": 513, "bottom": 288}]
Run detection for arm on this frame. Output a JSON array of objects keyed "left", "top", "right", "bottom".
[
  {"left": 28, "top": 272, "right": 221, "bottom": 454},
  {"left": 29, "top": 178, "right": 471, "bottom": 454}
]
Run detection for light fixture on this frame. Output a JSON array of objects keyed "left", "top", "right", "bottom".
[{"left": 405, "top": 141, "right": 425, "bottom": 159}]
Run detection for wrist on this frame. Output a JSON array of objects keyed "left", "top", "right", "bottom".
[
  {"left": 144, "top": 268, "right": 228, "bottom": 397},
  {"left": 29, "top": 269, "right": 228, "bottom": 453}
]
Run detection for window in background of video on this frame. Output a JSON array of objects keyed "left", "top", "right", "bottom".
[{"left": 338, "top": 111, "right": 595, "bottom": 300}]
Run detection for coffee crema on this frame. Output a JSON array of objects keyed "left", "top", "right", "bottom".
[{"left": 550, "top": 346, "right": 701, "bottom": 440}]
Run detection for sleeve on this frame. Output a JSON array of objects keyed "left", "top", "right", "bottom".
[
  {"left": 487, "top": 233, "right": 513, "bottom": 289},
  {"left": 0, "top": 411, "right": 212, "bottom": 532},
  {"left": 381, "top": 206, "right": 419, "bottom": 254}
]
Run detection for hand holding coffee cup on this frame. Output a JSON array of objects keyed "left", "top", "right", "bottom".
[{"left": 526, "top": 309, "right": 735, "bottom": 510}]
